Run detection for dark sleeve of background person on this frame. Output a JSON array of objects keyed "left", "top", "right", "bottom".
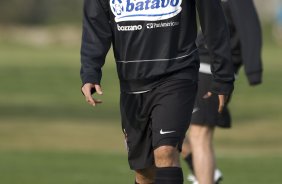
[
  {"left": 196, "top": 0, "right": 235, "bottom": 95},
  {"left": 80, "top": 0, "right": 112, "bottom": 87},
  {"left": 229, "top": 0, "right": 263, "bottom": 86}
]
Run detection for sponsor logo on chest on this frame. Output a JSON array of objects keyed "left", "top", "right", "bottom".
[{"left": 110, "top": 0, "right": 182, "bottom": 22}]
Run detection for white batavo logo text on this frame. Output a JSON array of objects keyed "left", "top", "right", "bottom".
[{"left": 110, "top": 0, "right": 182, "bottom": 22}]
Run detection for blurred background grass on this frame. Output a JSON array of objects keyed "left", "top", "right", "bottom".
[{"left": 0, "top": 0, "right": 282, "bottom": 183}]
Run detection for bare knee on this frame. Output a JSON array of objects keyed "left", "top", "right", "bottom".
[
  {"left": 135, "top": 166, "right": 155, "bottom": 184},
  {"left": 189, "top": 124, "right": 214, "bottom": 145},
  {"left": 154, "top": 145, "right": 180, "bottom": 167}
]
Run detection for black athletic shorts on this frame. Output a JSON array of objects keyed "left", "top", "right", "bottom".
[
  {"left": 120, "top": 79, "right": 197, "bottom": 170},
  {"left": 191, "top": 72, "right": 231, "bottom": 128}
]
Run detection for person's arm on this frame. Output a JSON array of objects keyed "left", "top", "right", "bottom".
[
  {"left": 80, "top": 0, "right": 112, "bottom": 106},
  {"left": 229, "top": 0, "right": 263, "bottom": 86},
  {"left": 196, "top": 0, "right": 234, "bottom": 112},
  {"left": 196, "top": 0, "right": 234, "bottom": 95}
]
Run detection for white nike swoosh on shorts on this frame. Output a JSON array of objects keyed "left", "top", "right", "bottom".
[{"left": 160, "top": 129, "right": 176, "bottom": 135}]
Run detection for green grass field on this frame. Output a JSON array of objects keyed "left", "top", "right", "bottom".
[{"left": 0, "top": 29, "right": 282, "bottom": 184}]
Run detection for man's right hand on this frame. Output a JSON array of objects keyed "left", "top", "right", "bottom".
[
  {"left": 81, "top": 83, "right": 103, "bottom": 107},
  {"left": 203, "top": 92, "right": 228, "bottom": 113}
]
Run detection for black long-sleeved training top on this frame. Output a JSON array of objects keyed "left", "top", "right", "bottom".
[
  {"left": 197, "top": 0, "right": 263, "bottom": 85},
  {"left": 81, "top": 0, "right": 234, "bottom": 94}
]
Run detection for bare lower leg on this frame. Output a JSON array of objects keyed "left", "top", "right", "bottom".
[
  {"left": 154, "top": 146, "right": 180, "bottom": 167},
  {"left": 189, "top": 124, "right": 215, "bottom": 184},
  {"left": 181, "top": 136, "right": 195, "bottom": 174},
  {"left": 135, "top": 146, "right": 182, "bottom": 183},
  {"left": 154, "top": 146, "right": 184, "bottom": 184},
  {"left": 135, "top": 166, "right": 155, "bottom": 184}
]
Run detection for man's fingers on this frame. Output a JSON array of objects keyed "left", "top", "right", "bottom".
[
  {"left": 203, "top": 92, "right": 227, "bottom": 113},
  {"left": 218, "top": 95, "right": 225, "bottom": 113},
  {"left": 85, "top": 96, "right": 102, "bottom": 106},
  {"left": 218, "top": 104, "right": 224, "bottom": 113},
  {"left": 82, "top": 83, "right": 94, "bottom": 96},
  {"left": 82, "top": 85, "right": 94, "bottom": 105},
  {"left": 203, "top": 92, "right": 212, "bottom": 99},
  {"left": 85, "top": 95, "right": 96, "bottom": 106},
  {"left": 81, "top": 83, "right": 103, "bottom": 107},
  {"left": 94, "top": 99, "right": 103, "bottom": 104},
  {"left": 95, "top": 84, "right": 103, "bottom": 95}
]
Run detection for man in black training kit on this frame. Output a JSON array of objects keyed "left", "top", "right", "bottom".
[
  {"left": 182, "top": 0, "right": 263, "bottom": 184},
  {"left": 80, "top": 0, "right": 234, "bottom": 183}
]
